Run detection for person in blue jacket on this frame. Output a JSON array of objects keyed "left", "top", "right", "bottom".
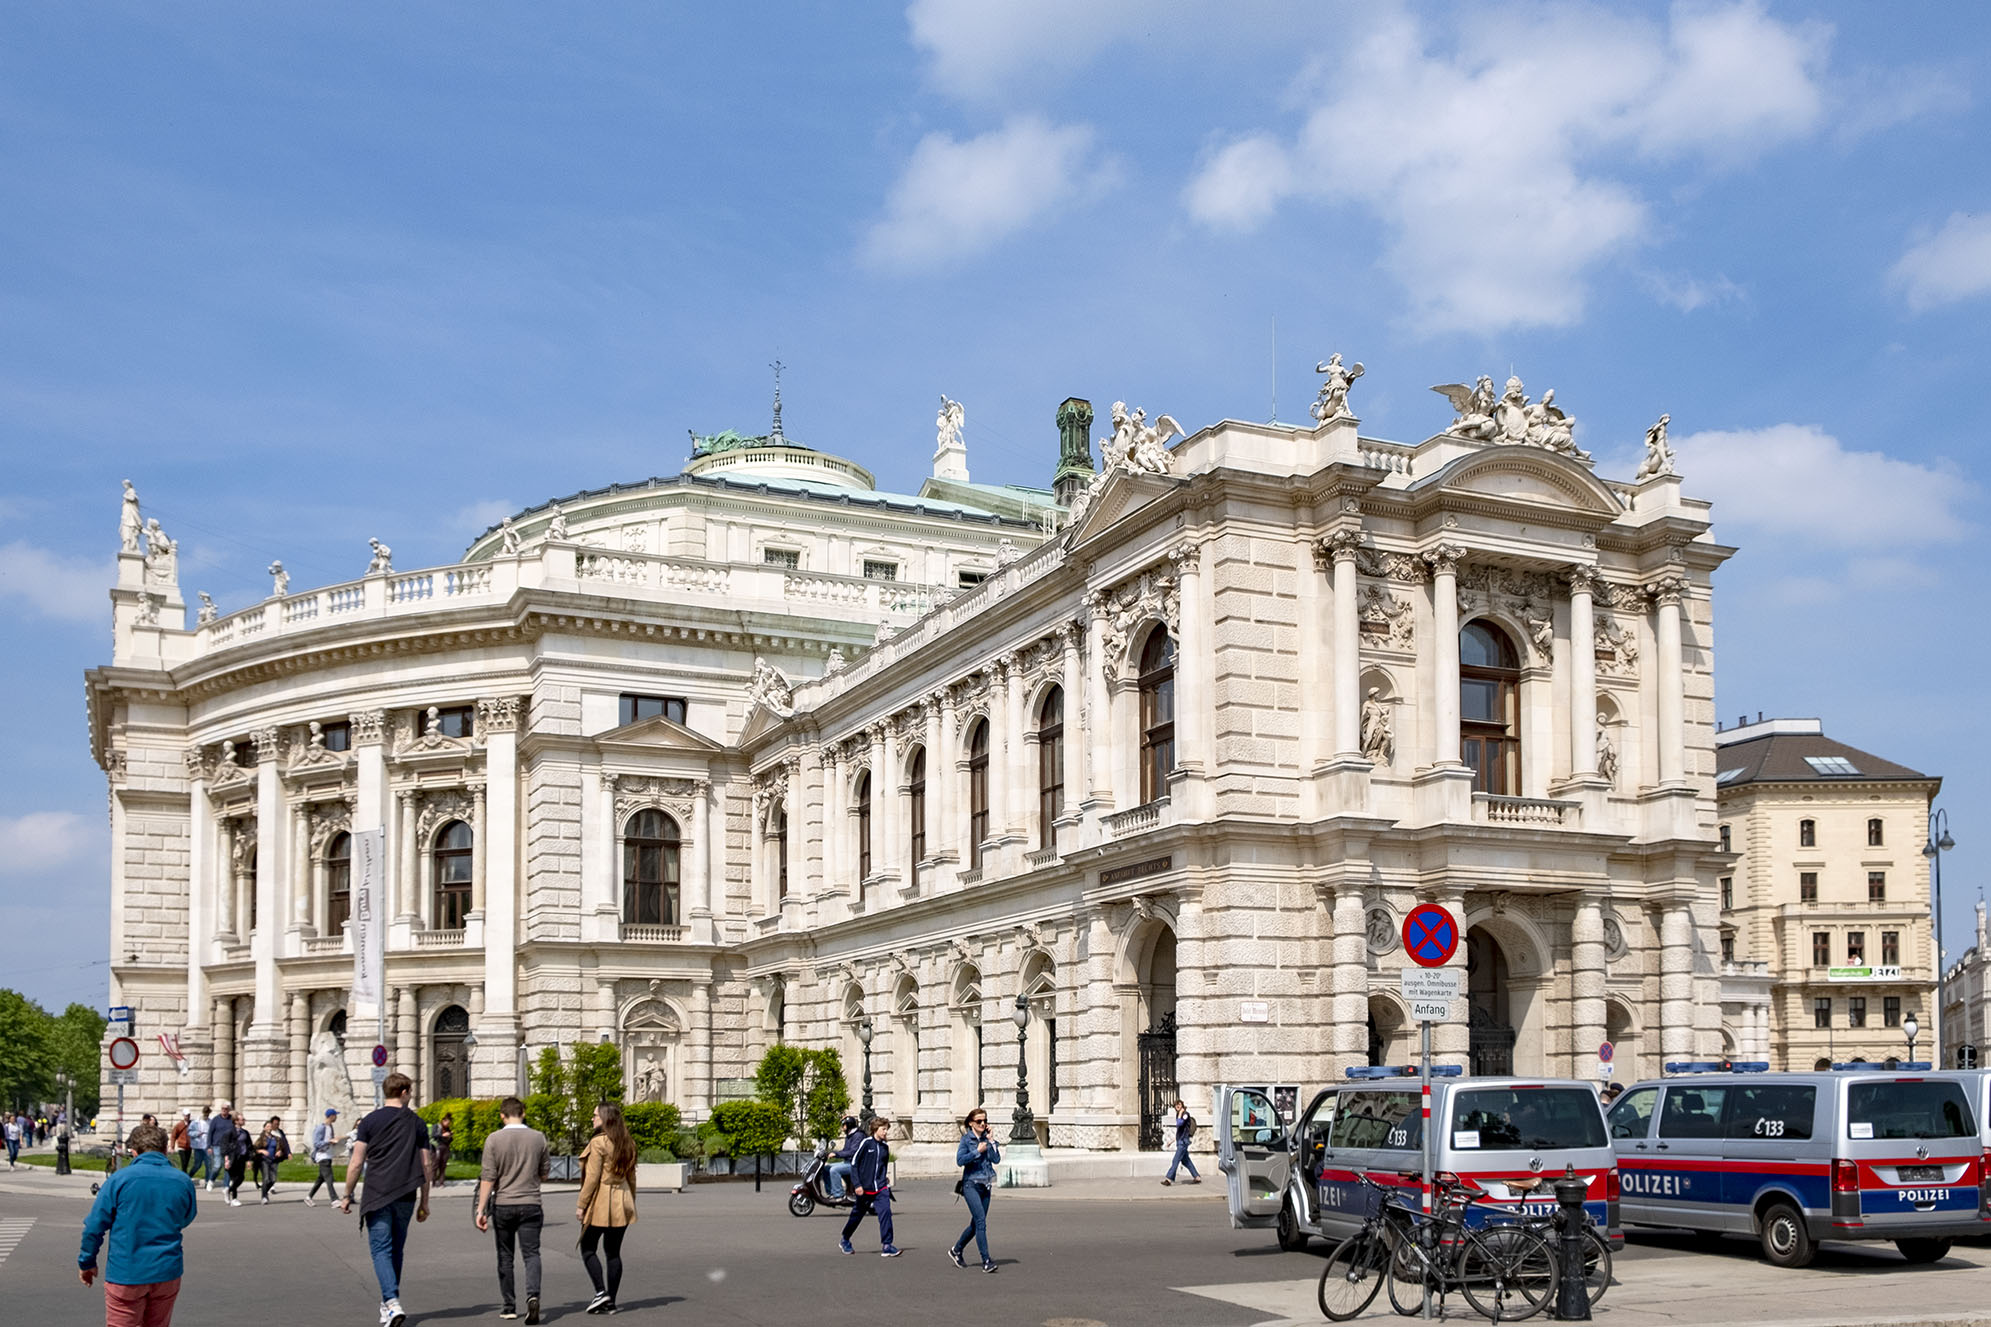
[
  {"left": 204, "top": 1105, "right": 234, "bottom": 1192},
  {"left": 837, "top": 1116, "right": 899, "bottom": 1257},
  {"left": 78, "top": 1120, "right": 198, "bottom": 1325},
  {"left": 948, "top": 1105, "right": 1001, "bottom": 1272},
  {"left": 826, "top": 1115, "right": 862, "bottom": 1200}
]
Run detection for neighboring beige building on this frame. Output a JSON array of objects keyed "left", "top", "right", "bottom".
[
  {"left": 1716, "top": 718, "right": 1939, "bottom": 1069},
  {"left": 87, "top": 366, "right": 1737, "bottom": 1151},
  {"left": 1941, "top": 900, "right": 1987, "bottom": 1069}
]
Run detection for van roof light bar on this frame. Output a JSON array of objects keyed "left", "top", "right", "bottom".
[
  {"left": 1662, "top": 1060, "right": 1771, "bottom": 1075},
  {"left": 1343, "top": 1065, "right": 1464, "bottom": 1079}
]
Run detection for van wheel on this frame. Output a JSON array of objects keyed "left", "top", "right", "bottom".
[
  {"left": 1757, "top": 1202, "right": 1814, "bottom": 1268},
  {"left": 1895, "top": 1238, "right": 1952, "bottom": 1264},
  {"left": 1277, "top": 1201, "right": 1309, "bottom": 1251}
]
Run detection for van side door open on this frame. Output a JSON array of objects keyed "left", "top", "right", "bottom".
[{"left": 1218, "top": 1085, "right": 1289, "bottom": 1229}]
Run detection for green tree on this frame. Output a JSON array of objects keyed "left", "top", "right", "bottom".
[
  {"left": 710, "top": 1099, "right": 788, "bottom": 1161},
  {"left": 800, "top": 1047, "right": 851, "bottom": 1142},
  {"left": 0, "top": 989, "right": 55, "bottom": 1112},
  {"left": 51, "top": 1004, "right": 106, "bottom": 1116},
  {"left": 753, "top": 1044, "right": 807, "bottom": 1122}
]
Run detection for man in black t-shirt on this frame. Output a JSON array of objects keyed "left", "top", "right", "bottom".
[{"left": 339, "top": 1073, "right": 433, "bottom": 1327}]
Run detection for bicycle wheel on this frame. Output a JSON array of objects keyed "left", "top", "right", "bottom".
[
  {"left": 1384, "top": 1236, "right": 1432, "bottom": 1318},
  {"left": 1579, "top": 1228, "right": 1612, "bottom": 1308},
  {"left": 1457, "top": 1226, "right": 1558, "bottom": 1323},
  {"left": 1318, "top": 1231, "right": 1389, "bottom": 1322}
]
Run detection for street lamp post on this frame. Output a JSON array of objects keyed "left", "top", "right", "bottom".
[
  {"left": 1009, "top": 995, "right": 1036, "bottom": 1147},
  {"left": 1904, "top": 1012, "right": 1920, "bottom": 1068},
  {"left": 1924, "top": 810, "right": 1955, "bottom": 1067},
  {"left": 857, "top": 1019, "right": 875, "bottom": 1125}
]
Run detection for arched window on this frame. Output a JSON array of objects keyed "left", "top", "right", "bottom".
[
  {"left": 1037, "top": 687, "right": 1065, "bottom": 847},
  {"left": 772, "top": 802, "right": 789, "bottom": 899},
  {"left": 433, "top": 820, "right": 473, "bottom": 929},
  {"left": 1460, "top": 621, "right": 1521, "bottom": 795},
  {"left": 1799, "top": 818, "right": 1816, "bottom": 848},
  {"left": 855, "top": 772, "right": 873, "bottom": 882},
  {"left": 622, "top": 808, "right": 681, "bottom": 926},
  {"left": 908, "top": 748, "right": 927, "bottom": 873},
  {"left": 325, "top": 831, "right": 352, "bottom": 932},
  {"left": 1137, "top": 629, "right": 1176, "bottom": 804},
  {"left": 967, "top": 719, "right": 990, "bottom": 869}
]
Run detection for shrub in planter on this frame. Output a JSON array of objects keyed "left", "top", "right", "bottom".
[{"left": 622, "top": 1102, "right": 681, "bottom": 1154}]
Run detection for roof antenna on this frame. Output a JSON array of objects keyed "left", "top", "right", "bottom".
[
  {"left": 769, "top": 359, "right": 786, "bottom": 442},
  {"left": 1268, "top": 316, "right": 1278, "bottom": 424}
]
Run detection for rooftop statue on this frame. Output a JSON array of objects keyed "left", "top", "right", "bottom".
[
  {"left": 1524, "top": 388, "right": 1588, "bottom": 461},
  {"left": 688, "top": 428, "right": 771, "bottom": 457},
  {"left": 1433, "top": 374, "right": 1593, "bottom": 465},
  {"left": 1067, "top": 401, "right": 1184, "bottom": 525},
  {"left": 142, "top": 518, "right": 178, "bottom": 585},
  {"left": 366, "top": 538, "right": 393, "bottom": 575},
  {"left": 119, "top": 480, "right": 142, "bottom": 554},
  {"left": 1310, "top": 354, "right": 1364, "bottom": 422},
  {"left": 747, "top": 655, "right": 795, "bottom": 718},
  {"left": 268, "top": 561, "right": 289, "bottom": 598},
  {"left": 545, "top": 503, "right": 568, "bottom": 542},
  {"left": 1635, "top": 413, "right": 1676, "bottom": 481},
  {"left": 500, "top": 516, "right": 520, "bottom": 554},
  {"left": 196, "top": 591, "right": 218, "bottom": 625},
  {"left": 936, "top": 396, "right": 965, "bottom": 452},
  {"left": 1431, "top": 376, "right": 1498, "bottom": 440}
]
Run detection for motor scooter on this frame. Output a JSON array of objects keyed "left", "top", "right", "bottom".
[{"left": 788, "top": 1141, "right": 857, "bottom": 1217}]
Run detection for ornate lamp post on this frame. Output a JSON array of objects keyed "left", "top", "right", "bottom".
[
  {"left": 857, "top": 1018, "right": 875, "bottom": 1125},
  {"left": 1923, "top": 810, "right": 1954, "bottom": 1066},
  {"left": 1010, "top": 995, "right": 1036, "bottom": 1146},
  {"left": 1903, "top": 1012, "right": 1920, "bottom": 1067}
]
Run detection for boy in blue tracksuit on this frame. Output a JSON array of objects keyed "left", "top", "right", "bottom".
[{"left": 837, "top": 1117, "right": 898, "bottom": 1257}]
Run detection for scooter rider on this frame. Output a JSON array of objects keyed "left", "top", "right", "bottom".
[{"left": 826, "top": 1116, "right": 862, "bottom": 1201}]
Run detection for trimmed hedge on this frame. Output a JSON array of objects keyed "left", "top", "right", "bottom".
[{"left": 622, "top": 1102, "right": 682, "bottom": 1154}]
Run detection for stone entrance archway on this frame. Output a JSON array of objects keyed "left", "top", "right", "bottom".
[
  {"left": 431, "top": 1004, "right": 469, "bottom": 1100},
  {"left": 1467, "top": 927, "right": 1516, "bottom": 1076}
]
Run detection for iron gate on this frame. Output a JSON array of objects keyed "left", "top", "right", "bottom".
[
  {"left": 1469, "top": 1002, "right": 1516, "bottom": 1077},
  {"left": 1137, "top": 1012, "right": 1178, "bottom": 1151}
]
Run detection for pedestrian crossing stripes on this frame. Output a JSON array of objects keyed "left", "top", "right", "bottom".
[{"left": 0, "top": 1218, "right": 33, "bottom": 1268}]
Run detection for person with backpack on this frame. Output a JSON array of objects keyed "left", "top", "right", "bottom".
[
  {"left": 257, "top": 1117, "right": 291, "bottom": 1204},
  {"left": 305, "top": 1108, "right": 340, "bottom": 1207},
  {"left": 947, "top": 1106, "right": 1000, "bottom": 1272},
  {"left": 1160, "top": 1100, "right": 1201, "bottom": 1185},
  {"left": 839, "top": 1115, "right": 899, "bottom": 1259}
]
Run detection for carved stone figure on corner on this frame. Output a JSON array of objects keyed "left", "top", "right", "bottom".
[
  {"left": 500, "top": 517, "right": 521, "bottom": 554},
  {"left": 119, "top": 480, "right": 143, "bottom": 554},
  {"left": 268, "top": 560, "right": 289, "bottom": 598},
  {"left": 545, "top": 503, "right": 569, "bottom": 542},
  {"left": 1635, "top": 413, "right": 1675, "bottom": 481},
  {"left": 366, "top": 538, "right": 393, "bottom": 575},
  {"left": 1431, "top": 376, "right": 1498, "bottom": 440},
  {"left": 142, "top": 518, "right": 178, "bottom": 585},
  {"left": 196, "top": 591, "right": 218, "bottom": 625},
  {"left": 1311, "top": 354, "right": 1364, "bottom": 421},
  {"left": 1360, "top": 687, "right": 1395, "bottom": 766},
  {"left": 135, "top": 591, "right": 162, "bottom": 626},
  {"left": 748, "top": 655, "right": 795, "bottom": 717},
  {"left": 1524, "top": 388, "right": 1589, "bottom": 461},
  {"left": 1595, "top": 717, "right": 1619, "bottom": 785}
]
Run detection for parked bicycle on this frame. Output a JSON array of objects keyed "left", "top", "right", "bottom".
[
  {"left": 1487, "top": 1174, "right": 1613, "bottom": 1308},
  {"left": 1316, "top": 1173, "right": 1558, "bottom": 1323}
]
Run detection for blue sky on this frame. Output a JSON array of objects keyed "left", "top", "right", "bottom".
[{"left": 3, "top": 2, "right": 1987, "bottom": 1016}]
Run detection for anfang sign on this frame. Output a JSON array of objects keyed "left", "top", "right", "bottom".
[{"left": 1399, "top": 967, "right": 1465, "bottom": 1022}]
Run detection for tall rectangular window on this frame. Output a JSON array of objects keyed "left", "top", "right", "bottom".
[
  {"left": 1867, "top": 818, "right": 1883, "bottom": 846},
  {"left": 1799, "top": 818, "right": 1816, "bottom": 847},
  {"left": 1881, "top": 931, "right": 1899, "bottom": 966},
  {"left": 619, "top": 694, "right": 688, "bottom": 727},
  {"left": 1799, "top": 871, "right": 1818, "bottom": 903},
  {"left": 1812, "top": 932, "right": 1830, "bottom": 966},
  {"left": 319, "top": 720, "right": 352, "bottom": 752},
  {"left": 426, "top": 705, "right": 474, "bottom": 738},
  {"left": 1867, "top": 871, "right": 1886, "bottom": 904},
  {"left": 1720, "top": 877, "right": 1733, "bottom": 910},
  {"left": 1846, "top": 931, "right": 1865, "bottom": 964},
  {"left": 1883, "top": 996, "right": 1901, "bottom": 1027},
  {"left": 1719, "top": 824, "right": 1732, "bottom": 853},
  {"left": 1813, "top": 998, "right": 1832, "bottom": 1029},
  {"left": 1720, "top": 935, "right": 1735, "bottom": 963},
  {"left": 1848, "top": 997, "right": 1867, "bottom": 1028}
]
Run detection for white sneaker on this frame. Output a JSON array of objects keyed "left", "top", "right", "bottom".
[
  {"left": 385, "top": 1298, "right": 407, "bottom": 1327},
  {"left": 205, "top": 1180, "right": 213, "bottom": 1191},
  {"left": 260, "top": 1195, "right": 269, "bottom": 1205},
  {"left": 228, "top": 1197, "right": 241, "bottom": 1207},
  {"left": 304, "top": 1195, "right": 316, "bottom": 1207}
]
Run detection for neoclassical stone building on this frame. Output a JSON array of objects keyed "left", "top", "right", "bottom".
[{"left": 88, "top": 370, "right": 1734, "bottom": 1150}]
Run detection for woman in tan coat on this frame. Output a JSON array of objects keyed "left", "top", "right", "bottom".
[{"left": 575, "top": 1103, "right": 638, "bottom": 1314}]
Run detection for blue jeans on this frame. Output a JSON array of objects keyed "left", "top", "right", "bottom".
[
  {"left": 204, "top": 1149, "right": 223, "bottom": 1182},
  {"left": 826, "top": 1161, "right": 853, "bottom": 1199},
  {"left": 840, "top": 1189, "right": 894, "bottom": 1248},
  {"left": 190, "top": 1147, "right": 208, "bottom": 1177},
  {"left": 1165, "top": 1138, "right": 1200, "bottom": 1181},
  {"left": 364, "top": 1197, "right": 418, "bottom": 1302},
  {"left": 954, "top": 1181, "right": 992, "bottom": 1263}
]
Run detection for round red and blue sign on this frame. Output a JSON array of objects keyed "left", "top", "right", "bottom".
[
  {"left": 1401, "top": 904, "right": 1460, "bottom": 968},
  {"left": 371, "top": 1043, "right": 389, "bottom": 1069}
]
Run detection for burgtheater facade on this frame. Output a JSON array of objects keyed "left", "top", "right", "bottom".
[{"left": 87, "top": 369, "right": 1735, "bottom": 1150}]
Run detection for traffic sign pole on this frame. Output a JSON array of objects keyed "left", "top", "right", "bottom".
[{"left": 1421, "top": 1019, "right": 1434, "bottom": 1320}]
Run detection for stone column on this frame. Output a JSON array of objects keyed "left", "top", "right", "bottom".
[
  {"left": 690, "top": 982, "right": 713, "bottom": 1117},
  {"left": 1083, "top": 593, "right": 1114, "bottom": 816},
  {"left": 1571, "top": 897, "right": 1608, "bottom": 1073},
  {"left": 251, "top": 729, "right": 283, "bottom": 1033},
  {"left": 1171, "top": 540, "right": 1209, "bottom": 773},
  {"left": 865, "top": 727, "right": 885, "bottom": 887},
  {"left": 1057, "top": 625, "right": 1082, "bottom": 841},
  {"left": 597, "top": 773, "right": 620, "bottom": 930},
  {"left": 690, "top": 779, "right": 712, "bottom": 919},
  {"left": 290, "top": 803, "right": 311, "bottom": 931},
  {"left": 1651, "top": 577, "right": 1688, "bottom": 785},
  {"left": 1660, "top": 900, "right": 1695, "bottom": 1061},
  {"left": 397, "top": 790, "right": 420, "bottom": 924},
  {"left": 935, "top": 692, "right": 958, "bottom": 862},
  {"left": 986, "top": 658, "right": 1010, "bottom": 838},
  {"left": 1329, "top": 531, "right": 1364, "bottom": 758},
  {"left": 1426, "top": 546, "right": 1465, "bottom": 766},
  {"left": 396, "top": 987, "right": 418, "bottom": 1087},
  {"left": 1568, "top": 568, "right": 1599, "bottom": 778},
  {"left": 212, "top": 997, "right": 236, "bottom": 1106},
  {"left": 188, "top": 766, "right": 211, "bottom": 1020},
  {"left": 1330, "top": 889, "right": 1370, "bottom": 1076},
  {"left": 879, "top": 723, "right": 902, "bottom": 884},
  {"left": 217, "top": 818, "right": 237, "bottom": 939},
  {"left": 798, "top": 743, "right": 823, "bottom": 897},
  {"left": 469, "top": 784, "right": 487, "bottom": 918},
  {"left": 922, "top": 697, "right": 943, "bottom": 868},
  {"left": 596, "top": 978, "right": 618, "bottom": 1043},
  {"left": 1005, "top": 655, "right": 1028, "bottom": 835},
  {"left": 287, "top": 991, "right": 309, "bottom": 1122},
  {"left": 477, "top": 698, "right": 522, "bottom": 1059},
  {"left": 820, "top": 750, "right": 841, "bottom": 895}
]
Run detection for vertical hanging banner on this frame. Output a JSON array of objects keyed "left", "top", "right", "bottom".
[{"left": 350, "top": 827, "right": 387, "bottom": 1011}]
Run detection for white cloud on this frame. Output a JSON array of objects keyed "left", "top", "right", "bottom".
[
  {"left": 863, "top": 117, "right": 1110, "bottom": 271},
  {"left": 0, "top": 540, "right": 110, "bottom": 622},
  {"left": 0, "top": 811, "right": 90, "bottom": 875},
  {"left": 1182, "top": 3, "right": 1829, "bottom": 333},
  {"left": 1641, "top": 270, "right": 1746, "bottom": 312},
  {"left": 905, "top": 0, "right": 1152, "bottom": 104},
  {"left": 1891, "top": 213, "right": 1991, "bottom": 311},
  {"left": 1673, "top": 424, "right": 1973, "bottom": 552}
]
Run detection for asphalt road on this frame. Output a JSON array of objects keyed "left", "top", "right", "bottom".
[{"left": 4, "top": 1173, "right": 1988, "bottom": 1327}]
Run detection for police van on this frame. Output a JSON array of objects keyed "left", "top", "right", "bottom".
[
  {"left": 1935, "top": 1069, "right": 1990, "bottom": 1152},
  {"left": 1217, "top": 1072, "right": 1619, "bottom": 1253},
  {"left": 1606, "top": 1064, "right": 1991, "bottom": 1267}
]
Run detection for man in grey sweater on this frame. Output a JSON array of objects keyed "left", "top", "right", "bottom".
[{"left": 475, "top": 1097, "right": 551, "bottom": 1323}]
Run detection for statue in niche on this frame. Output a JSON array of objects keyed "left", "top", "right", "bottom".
[
  {"left": 1365, "top": 906, "right": 1397, "bottom": 953},
  {"left": 1431, "top": 376, "right": 1498, "bottom": 440},
  {"left": 119, "top": 480, "right": 143, "bottom": 553},
  {"left": 142, "top": 519, "right": 178, "bottom": 585},
  {"left": 1595, "top": 717, "right": 1619, "bottom": 785},
  {"left": 1360, "top": 687, "right": 1395, "bottom": 765},
  {"left": 634, "top": 1055, "right": 667, "bottom": 1103},
  {"left": 500, "top": 517, "right": 520, "bottom": 554},
  {"left": 308, "top": 1031, "right": 360, "bottom": 1130},
  {"left": 268, "top": 561, "right": 289, "bottom": 598},
  {"left": 545, "top": 504, "right": 569, "bottom": 542},
  {"left": 936, "top": 396, "right": 964, "bottom": 452},
  {"left": 135, "top": 591, "right": 161, "bottom": 626},
  {"left": 1311, "top": 353, "right": 1364, "bottom": 421},
  {"left": 196, "top": 592, "right": 218, "bottom": 625},
  {"left": 308, "top": 720, "right": 327, "bottom": 751},
  {"left": 1635, "top": 413, "right": 1675, "bottom": 481},
  {"left": 366, "top": 538, "right": 393, "bottom": 575},
  {"left": 218, "top": 739, "right": 239, "bottom": 768}
]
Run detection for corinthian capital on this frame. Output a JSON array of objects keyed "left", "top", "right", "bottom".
[
  {"left": 1422, "top": 543, "right": 1466, "bottom": 577},
  {"left": 252, "top": 727, "right": 282, "bottom": 761},
  {"left": 1647, "top": 575, "right": 1689, "bottom": 607},
  {"left": 1566, "top": 565, "right": 1602, "bottom": 596},
  {"left": 476, "top": 696, "right": 523, "bottom": 733},
  {"left": 350, "top": 710, "right": 387, "bottom": 747}
]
